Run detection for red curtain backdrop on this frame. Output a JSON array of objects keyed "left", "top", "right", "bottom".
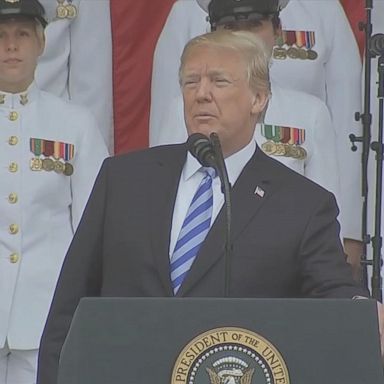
[
  {"left": 111, "top": 0, "right": 176, "bottom": 154},
  {"left": 340, "top": 0, "right": 366, "bottom": 58}
]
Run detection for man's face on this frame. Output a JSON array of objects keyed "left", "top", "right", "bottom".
[
  {"left": 216, "top": 19, "right": 278, "bottom": 51},
  {"left": 0, "top": 19, "right": 44, "bottom": 93},
  {"left": 181, "top": 44, "right": 268, "bottom": 157}
]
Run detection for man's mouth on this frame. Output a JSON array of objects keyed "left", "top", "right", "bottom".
[{"left": 4, "top": 58, "right": 22, "bottom": 64}]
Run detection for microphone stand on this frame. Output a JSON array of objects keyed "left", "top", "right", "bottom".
[
  {"left": 369, "top": 38, "right": 384, "bottom": 301},
  {"left": 349, "top": 0, "right": 373, "bottom": 291},
  {"left": 210, "top": 133, "right": 232, "bottom": 297}
]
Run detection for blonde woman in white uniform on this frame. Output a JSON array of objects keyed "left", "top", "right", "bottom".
[{"left": 0, "top": 2, "right": 108, "bottom": 382}]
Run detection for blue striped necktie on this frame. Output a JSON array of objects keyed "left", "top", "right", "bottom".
[{"left": 170, "top": 167, "right": 215, "bottom": 294}]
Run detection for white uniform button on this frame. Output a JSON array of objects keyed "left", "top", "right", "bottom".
[
  {"left": 9, "top": 162, "right": 18, "bottom": 172},
  {"left": 9, "top": 111, "right": 18, "bottom": 121},
  {"left": 8, "top": 136, "right": 18, "bottom": 145},
  {"left": 8, "top": 192, "right": 18, "bottom": 204},
  {"left": 9, "top": 224, "right": 19, "bottom": 234},
  {"left": 9, "top": 253, "right": 19, "bottom": 263}
]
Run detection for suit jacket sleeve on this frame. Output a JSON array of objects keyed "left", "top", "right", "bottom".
[
  {"left": 37, "top": 157, "right": 110, "bottom": 384},
  {"left": 298, "top": 190, "right": 365, "bottom": 298}
]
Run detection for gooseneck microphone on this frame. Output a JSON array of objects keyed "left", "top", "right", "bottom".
[
  {"left": 187, "top": 133, "right": 217, "bottom": 169},
  {"left": 209, "top": 132, "right": 232, "bottom": 297},
  {"left": 186, "top": 132, "right": 233, "bottom": 297}
]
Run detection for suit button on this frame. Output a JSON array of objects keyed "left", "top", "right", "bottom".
[
  {"left": 9, "top": 224, "right": 19, "bottom": 234},
  {"left": 8, "top": 193, "right": 18, "bottom": 204},
  {"left": 8, "top": 136, "right": 18, "bottom": 145},
  {"left": 9, "top": 253, "right": 19, "bottom": 263},
  {"left": 9, "top": 162, "right": 18, "bottom": 172},
  {"left": 9, "top": 111, "right": 18, "bottom": 121}
]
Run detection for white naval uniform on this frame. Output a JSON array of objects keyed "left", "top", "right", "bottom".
[
  {"left": 35, "top": 0, "right": 114, "bottom": 153},
  {"left": 0, "top": 83, "right": 108, "bottom": 382},
  {"left": 149, "top": 0, "right": 362, "bottom": 240},
  {"left": 156, "top": 81, "right": 341, "bottom": 217}
]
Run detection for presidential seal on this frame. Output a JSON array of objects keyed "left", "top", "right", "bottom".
[{"left": 171, "top": 327, "right": 290, "bottom": 384}]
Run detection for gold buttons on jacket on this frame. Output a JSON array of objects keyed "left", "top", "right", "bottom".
[
  {"left": 9, "top": 224, "right": 19, "bottom": 234},
  {"left": 8, "top": 193, "right": 18, "bottom": 204},
  {"left": 9, "top": 162, "right": 18, "bottom": 172},
  {"left": 8, "top": 136, "right": 18, "bottom": 145},
  {"left": 9, "top": 253, "right": 19, "bottom": 264},
  {"left": 9, "top": 111, "right": 18, "bottom": 121}
]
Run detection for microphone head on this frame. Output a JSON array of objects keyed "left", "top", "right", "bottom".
[
  {"left": 369, "top": 33, "right": 384, "bottom": 57},
  {"left": 187, "top": 133, "right": 217, "bottom": 168}
]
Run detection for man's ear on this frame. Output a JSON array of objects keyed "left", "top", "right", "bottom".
[{"left": 251, "top": 91, "right": 269, "bottom": 115}]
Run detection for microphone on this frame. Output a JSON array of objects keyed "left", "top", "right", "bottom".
[
  {"left": 187, "top": 133, "right": 217, "bottom": 169},
  {"left": 186, "top": 132, "right": 233, "bottom": 296},
  {"left": 369, "top": 33, "right": 384, "bottom": 57},
  {"left": 209, "top": 132, "right": 232, "bottom": 297}
]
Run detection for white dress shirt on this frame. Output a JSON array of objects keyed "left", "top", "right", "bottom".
[{"left": 170, "top": 139, "right": 256, "bottom": 256}]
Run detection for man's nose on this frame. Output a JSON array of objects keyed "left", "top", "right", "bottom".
[{"left": 196, "top": 78, "right": 213, "bottom": 102}]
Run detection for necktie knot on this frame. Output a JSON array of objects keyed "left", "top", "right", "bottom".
[{"left": 202, "top": 167, "right": 216, "bottom": 180}]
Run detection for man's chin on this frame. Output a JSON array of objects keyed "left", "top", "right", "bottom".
[{"left": 187, "top": 124, "right": 218, "bottom": 138}]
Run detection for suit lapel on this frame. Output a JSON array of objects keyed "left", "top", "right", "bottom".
[
  {"left": 149, "top": 145, "right": 187, "bottom": 296},
  {"left": 177, "top": 148, "right": 284, "bottom": 296}
]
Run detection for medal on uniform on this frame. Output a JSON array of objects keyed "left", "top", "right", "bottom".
[
  {"left": 261, "top": 141, "right": 277, "bottom": 155},
  {"left": 279, "top": 30, "right": 318, "bottom": 61},
  {"left": 56, "top": 140, "right": 75, "bottom": 176},
  {"left": 260, "top": 125, "right": 283, "bottom": 155},
  {"left": 305, "top": 31, "right": 318, "bottom": 60},
  {"left": 31, "top": 137, "right": 75, "bottom": 175},
  {"left": 0, "top": 94, "right": 5, "bottom": 104},
  {"left": 30, "top": 138, "right": 43, "bottom": 170},
  {"left": 287, "top": 47, "right": 300, "bottom": 59},
  {"left": 54, "top": 160, "right": 65, "bottom": 173},
  {"left": 63, "top": 162, "right": 74, "bottom": 176},
  {"left": 42, "top": 158, "right": 55, "bottom": 171},
  {"left": 273, "top": 34, "right": 287, "bottom": 60},
  {"left": 275, "top": 143, "right": 287, "bottom": 156},
  {"left": 295, "top": 31, "right": 308, "bottom": 60},
  {"left": 287, "top": 127, "right": 307, "bottom": 159},
  {"left": 296, "top": 146, "right": 307, "bottom": 160},
  {"left": 285, "top": 31, "right": 300, "bottom": 59},
  {"left": 30, "top": 158, "right": 43, "bottom": 171},
  {"left": 261, "top": 125, "right": 307, "bottom": 160}
]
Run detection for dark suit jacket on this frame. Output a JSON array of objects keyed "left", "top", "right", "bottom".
[{"left": 37, "top": 143, "right": 366, "bottom": 383}]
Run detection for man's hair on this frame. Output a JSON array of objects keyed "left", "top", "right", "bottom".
[{"left": 179, "top": 30, "right": 271, "bottom": 98}]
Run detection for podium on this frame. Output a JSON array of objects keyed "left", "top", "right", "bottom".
[{"left": 58, "top": 298, "right": 383, "bottom": 384}]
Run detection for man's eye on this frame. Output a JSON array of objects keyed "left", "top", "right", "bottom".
[
  {"left": 183, "top": 80, "right": 198, "bottom": 87},
  {"left": 215, "top": 78, "right": 230, "bottom": 85}
]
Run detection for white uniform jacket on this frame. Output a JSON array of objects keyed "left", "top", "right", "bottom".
[
  {"left": 150, "top": 0, "right": 362, "bottom": 240},
  {"left": 0, "top": 84, "right": 108, "bottom": 350},
  {"left": 36, "top": 0, "right": 113, "bottom": 152},
  {"left": 155, "top": 81, "right": 341, "bottom": 218}
]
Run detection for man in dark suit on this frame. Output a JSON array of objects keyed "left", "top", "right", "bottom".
[{"left": 37, "top": 30, "right": 374, "bottom": 383}]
